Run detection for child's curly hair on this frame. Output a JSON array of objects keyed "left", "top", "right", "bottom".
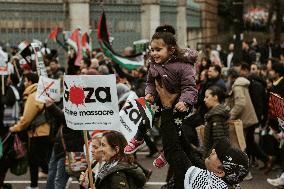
[{"left": 150, "top": 25, "right": 197, "bottom": 64}]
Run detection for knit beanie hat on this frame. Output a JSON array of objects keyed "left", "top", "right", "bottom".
[{"left": 214, "top": 138, "right": 249, "bottom": 185}]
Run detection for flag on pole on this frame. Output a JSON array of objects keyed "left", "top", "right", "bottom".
[
  {"left": 97, "top": 11, "right": 144, "bottom": 70},
  {"left": 48, "top": 27, "right": 68, "bottom": 51},
  {"left": 67, "top": 29, "right": 80, "bottom": 52},
  {"left": 82, "top": 32, "right": 91, "bottom": 58},
  {"left": 48, "top": 27, "right": 59, "bottom": 40},
  {"left": 67, "top": 28, "right": 83, "bottom": 66}
]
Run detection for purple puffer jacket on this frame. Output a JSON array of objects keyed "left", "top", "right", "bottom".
[{"left": 145, "top": 48, "right": 198, "bottom": 105}]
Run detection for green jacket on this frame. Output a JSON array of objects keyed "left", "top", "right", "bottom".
[
  {"left": 95, "top": 161, "right": 146, "bottom": 189},
  {"left": 204, "top": 104, "right": 230, "bottom": 156}
]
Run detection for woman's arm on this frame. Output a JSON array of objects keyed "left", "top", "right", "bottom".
[
  {"left": 230, "top": 86, "right": 245, "bottom": 120},
  {"left": 10, "top": 93, "right": 42, "bottom": 132}
]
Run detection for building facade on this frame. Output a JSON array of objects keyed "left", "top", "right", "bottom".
[{"left": 0, "top": 0, "right": 217, "bottom": 51}]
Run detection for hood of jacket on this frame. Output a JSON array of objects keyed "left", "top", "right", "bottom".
[
  {"left": 97, "top": 161, "right": 146, "bottom": 188},
  {"left": 232, "top": 77, "right": 250, "bottom": 88},
  {"left": 205, "top": 104, "right": 230, "bottom": 120},
  {"left": 181, "top": 48, "right": 198, "bottom": 65},
  {"left": 23, "top": 83, "right": 37, "bottom": 101}
]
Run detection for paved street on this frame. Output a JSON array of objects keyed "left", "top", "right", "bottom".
[{"left": 4, "top": 150, "right": 280, "bottom": 189}]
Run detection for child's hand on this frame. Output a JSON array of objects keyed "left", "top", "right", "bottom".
[
  {"left": 145, "top": 94, "right": 154, "bottom": 103},
  {"left": 175, "top": 102, "right": 187, "bottom": 112}
]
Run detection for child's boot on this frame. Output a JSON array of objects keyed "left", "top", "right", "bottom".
[
  {"left": 153, "top": 152, "right": 168, "bottom": 168},
  {"left": 124, "top": 137, "right": 145, "bottom": 154}
]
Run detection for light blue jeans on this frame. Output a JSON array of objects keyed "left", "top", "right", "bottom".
[{"left": 46, "top": 150, "right": 69, "bottom": 189}]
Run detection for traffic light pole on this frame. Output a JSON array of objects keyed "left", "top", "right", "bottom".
[{"left": 233, "top": 0, "right": 244, "bottom": 63}]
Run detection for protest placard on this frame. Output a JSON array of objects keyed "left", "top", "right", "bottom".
[
  {"left": 119, "top": 97, "right": 153, "bottom": 142},
  {"left": 0, "top": 47, "right": 8, "bottom": 75},
  {"left": 36, "top": 76, "right": 61, "bottom": 103},
  {"left": 63, "top": 75, "right": 120, "bottom": 130},
  {"left": 31, "top": 42, "right": 48, "bottom": 77}
]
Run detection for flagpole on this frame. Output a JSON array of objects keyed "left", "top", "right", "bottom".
[
  {"left": 83, "top": 131, "right": 95, "bottom": 189},
  {"left": 1, "top": 75, "right": 4, "bottom": 95}
]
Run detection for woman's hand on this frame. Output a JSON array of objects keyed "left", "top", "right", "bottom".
[
  {"left": 155, "top": 80, "right": 178, "bottom": 108},
  {"left": 79, "top": 170, "right": 89, "bottom": 188},
  {"left": 9, "top": 126, "right": 17, "bottom": 133}
]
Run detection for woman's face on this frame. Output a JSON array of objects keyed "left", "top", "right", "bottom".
[
  {"left": 100, "top": 136, "right": 118, "bottom": 162},
  {"left": 24, "top": 77, "right": 32, "bottom": 89},
  {"left": 202, "top": 59, "right": 208, "bottom": 66},
  {"left": 267, "top": 60, "right": 272, "bottom": 71},
  {"left": 200, "top": 70, "right": 207, "bottom": 81},
  {"left": 266, "top": 79, "right": 273, "bottom": 89},
  {"left": 91, "top": 138, "right": 102, "bottom": 162},
  {"left": 204, "top": 90, "right": 218, "bottom": 109}
]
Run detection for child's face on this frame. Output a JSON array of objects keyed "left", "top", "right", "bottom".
[{"left": 150, "top": 39, "right": 171, "bottom": 64}]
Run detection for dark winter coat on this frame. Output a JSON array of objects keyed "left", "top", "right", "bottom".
[
  {"left": 145, "top": 48, "right": 198, "bottom": 106},
  {"left": 271, "top": 77, "right": 284, "bottom": 98},
  {"left": 247, "top": 74, "right": 267, "bottom": 122},
  {"left": 46, "top": 104, "right": 84, "bottom": 160},
  {"left": 204, "top": 104, "right": 230, "bottom": 156},
  {"left": 95, "top": 161, "right": 146, "bottom": 189},
  {"left": 242, "top": 49, "right": 256, "bottom": 65}
]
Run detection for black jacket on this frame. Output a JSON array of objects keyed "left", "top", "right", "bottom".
[
  {"left": 271, "top": 77, "right": 284, "bottom": 98},
  {"left": 247, "top": 74, "right": 267, "bottom": 123},
  {"left": 204, "top": 104, "right": 230, "bottom": 156},
  {"left": 95, "top": 161, "right": 146, "bottom": 189},
  {"left": 46, "top": 104, "right": 84, "bottom": 160}
]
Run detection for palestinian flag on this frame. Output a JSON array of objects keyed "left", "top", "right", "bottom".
[
  {"left": 82, "top": 32, "right": 91, "bottom": 58},
  {"left": 67, "top": 28, "right": 83, "bottom": 66},
  {"left": 135, "top": 97, "right": 154, "bottom": 120},
  {"left": 48, "top": 27, "right": 68, "bottom": 51},
  {"left": 48, "top": 27, "right": 59, "bottom": 40},
  {"left": 97, "top": 11, "right": 144, "bottom": 70},
  {"left": 119, "top": 97, "right": 154, "bottom": 142},
  {"left": 67, "top": 29, "right": 80, "bottom": 52}
]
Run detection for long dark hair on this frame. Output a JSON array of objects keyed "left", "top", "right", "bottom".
[{"left": 102, "top": 131, "right": 134, "bottom": 164}]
